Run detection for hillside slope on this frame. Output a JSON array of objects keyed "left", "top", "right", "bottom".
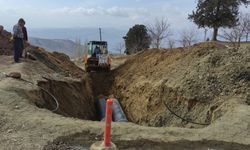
[
  {"left": 112, "top": 42, "right": 250, "bottom": 128},
  {"left": 29, "top": 37, "right": 78, "bottom": 57}
]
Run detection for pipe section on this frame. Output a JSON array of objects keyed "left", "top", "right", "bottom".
[
  {"left": 111, "top": 98, "right": 128, "bottom": 122},
  {"left": 96, "top": 98, "right": 128, "bottom": 122},
  {"left": 96, "top": 98, "right": 106, "bottom": 121}
]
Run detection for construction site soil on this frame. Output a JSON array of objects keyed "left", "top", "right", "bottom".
[{"left": 0, "top": 37, "right": 250, "bottom": 149}]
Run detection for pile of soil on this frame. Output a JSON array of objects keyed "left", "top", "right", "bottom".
[
  {"left": 112, "top": 42, "right": 250, "bottom": 127},
  {"left": 26, "top": 46, "right": 85, "bottom": 78},
  {"left": 22, "top": 46, "right": 96, "bottom": 120},
  {"left": 0, "top": 30, "right": 13, "bottom": 55},
  {"left": 0, "top": 30, "right": 85, "bottom": 79}
]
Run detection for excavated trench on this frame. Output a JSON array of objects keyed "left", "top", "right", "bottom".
[
  {"left": 32, "top": 72, "right": 115, "bottom": 121},
  {"left": 32, "top": 70, "right": 224, "bottom": 128},
  {"left": 1, "top": 31, "right": 248, "bottom": 149},
  {"left": 22, "top": 43, "right": 250, "bottom": 149},
  {"left": 31, "top": 71, "right": 245, "bottom": 150}
]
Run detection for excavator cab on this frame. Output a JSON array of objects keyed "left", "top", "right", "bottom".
[{"left": 83, "top": 41, "right": 111, "bottom": 72}]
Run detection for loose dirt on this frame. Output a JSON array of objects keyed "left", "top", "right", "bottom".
[
  {"left": 0, "top": 41, "right": 250, "bottom": 150},
  {"left": 112, "top": 42, "right": 250, "bottom": 128},
  {"left": 0, "top": 30, "right": 13, "bottom": 55}
]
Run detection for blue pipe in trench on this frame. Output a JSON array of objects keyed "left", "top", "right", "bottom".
[
  {"left": 96, "top": 98, "right": 106, "bottom": 121},
  {"left": 111, "top": 98, "right": 128, "bottom": 122},
  {"left": 96, "top": 98, "right": 128, "bottom": 122}
]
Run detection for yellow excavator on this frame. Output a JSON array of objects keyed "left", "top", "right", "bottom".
[{"left": 83, "top": 40, "right": 111, "bottom": 72}]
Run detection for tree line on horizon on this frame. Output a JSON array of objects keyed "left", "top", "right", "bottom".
[{"left": 124, "top": 0, "right": 250, "bottom": 55}]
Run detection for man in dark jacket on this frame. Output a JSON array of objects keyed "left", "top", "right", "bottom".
[{"left": 13, "top": 18, "right": 25, "bottom": 62}]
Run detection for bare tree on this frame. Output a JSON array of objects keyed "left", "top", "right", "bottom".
[
  {"left": 242, "top": 13, "right": 250, "bottom": 42},
  {"left": 115, "top": 41, "right": 125, "bottom": 54},
  {"left": 82, "top": 39, "right": 88, "bottom": 55},
  {"left": 179, "top": 38, "right": 188, "bottom": 48},
  {"left": 147, "top": 18, "right": 172, "bottom": 48},
  {"left": 221, "top": 13, "right": 250, "bottom": 47},
  {"left": 167, "top": 38, "right": 175, "bottom": 49},
  {"left": 75, "top": 38, "right": 82, "bottom": 59},
  {"left": 179, "top": 28, "right": 197, "bottom": 48},
  {"left": 79, "top": 39, "right": 89, "bottom": 64},
  {"left": 222, "top": 27, "right": 243, "bottom": 47},
  {"left": 203, "top": 28, "right": 208, "bottom": 41}
]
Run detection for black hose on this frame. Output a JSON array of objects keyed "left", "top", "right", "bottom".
[
  {"left": 37, "top": 86, "right": 59, "bottom": 112},
  {"left": 17, "top": 78, "right": 59, "bottom": 112},
  {"left": 164, "top": 102, "right": 210, "bottom": 126}
]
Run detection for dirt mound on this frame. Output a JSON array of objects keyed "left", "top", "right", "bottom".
[
  {"left": 112, "top": 42, "right": 250, "bottom": 127},
  {"left": 26, "top": 46, "right": 85, "bottom": 78},
  {"left": 0, "top": 29, "right": 13, "bottom": 55},
  {"left": 0, "top": 29, "right": 85, "bottom": 78},
  {"left": 193, "top": 41, "right": 227, "bottom": 50},
  {"left": 22, "top": 46, "right": 96, "bottom": 120}
]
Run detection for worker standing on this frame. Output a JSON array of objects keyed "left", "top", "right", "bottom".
[{"left": 13, "top": 18, "right": 25, "bottom": 63}]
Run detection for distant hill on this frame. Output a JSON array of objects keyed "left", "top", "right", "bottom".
[
  {"left": 28, "top": 28, "right": 127, "bottom": 54},
  {"left": 29, "top": 37, "right": 77, "bottom": 57}
]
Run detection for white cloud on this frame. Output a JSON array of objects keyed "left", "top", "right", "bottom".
[
  {"left": 1, "top": 0, "right": 247, "bottom": 33},
  {"left": 106, "top": 7, "right": 130, "bottom": 17},
  {"left": 0, "top": 1, "right": 198, "bottom": 30},
  {"left": 50, "top": 6, "right": 149, "bottom": 19}
]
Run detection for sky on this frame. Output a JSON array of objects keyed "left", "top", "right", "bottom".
[
  {"left": 0, "top": 0, "right": 198, "bottom": 30},
  {"left": 0, "top": 0, "right": 249, "bottom": 43}
]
